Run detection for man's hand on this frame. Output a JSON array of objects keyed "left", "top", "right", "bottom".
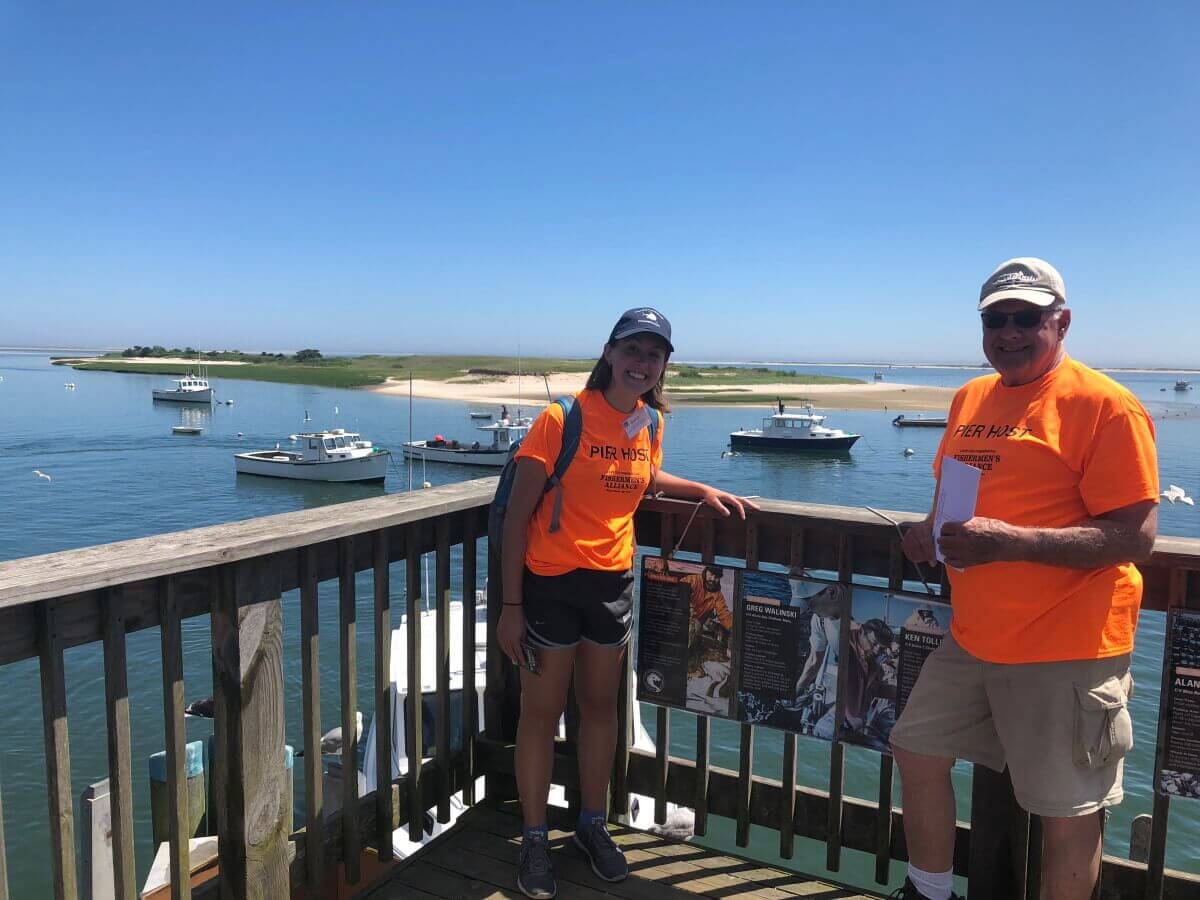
[
  {"left": 937, "top": 517, "right": 1018, "bottom": 569},
  {"left": 902, "top": 519, "right": 937, "bottom": 565}
]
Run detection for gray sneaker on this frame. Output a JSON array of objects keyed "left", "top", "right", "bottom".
[
  {"left": 518, "top": 832, "right": 557, "bottom": 899},
  {"left": 573, "top": 816, "right": 629, "bottom": 882}
]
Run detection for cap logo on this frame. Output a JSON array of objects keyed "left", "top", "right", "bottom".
[
  {"left": 992, "top": 271, "right": 1039, "bottom": 286},
  {"left": 640, "top": 310, "right": 659, "bottom": 322}
]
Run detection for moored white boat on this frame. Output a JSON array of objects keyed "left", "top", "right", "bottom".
[
  {"left": 403, "top": 418, "right": 529, "bottom": 467},
  {"left": 234, "top": 429, "right": 390, "bottom": 482},
  {"left": 730, "top": 404, "right": 860, "bottom": 451},
  {"left": 152, "top": 372, "right": 213, "bottom": 403}
]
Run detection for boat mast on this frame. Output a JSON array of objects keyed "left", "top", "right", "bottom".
[{"left": 408, "top": 372, "right": 414, "bottom": 492}]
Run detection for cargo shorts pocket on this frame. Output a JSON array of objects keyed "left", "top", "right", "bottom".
[{"left": 1073, "top": 675, "right": 1133, "bottom": 769}]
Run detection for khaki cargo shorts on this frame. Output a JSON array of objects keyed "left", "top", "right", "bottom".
[{"left": 890, "top": 633, "right": 1133, "bottom": 818}]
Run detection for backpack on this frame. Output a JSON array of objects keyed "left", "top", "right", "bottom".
[{"left": 487, "top": 396, "right": 661, "bottom": 560}]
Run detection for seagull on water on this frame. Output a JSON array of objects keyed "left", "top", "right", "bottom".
[
  {"left": 1161, "top": 485, "right": 1195, "bottom": 506},
  {"left": 33, "top": 470, "right": 52, "bottom": 482}
]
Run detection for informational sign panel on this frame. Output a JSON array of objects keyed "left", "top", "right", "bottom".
[
  {"left": 736, "top": 577, "right": 844, "bottom": 738},
  {"left": 636, "top": 556, "right": 737, "bottom": 718},
  {"left": 636, "top": 560, "right": 951, "bottom": 756},
  {"left": 894, "top": 595, "right": 952, "bottom": 720},
  {"left": 1160, "top": 609, "right": 1200, "bottom": 800}
]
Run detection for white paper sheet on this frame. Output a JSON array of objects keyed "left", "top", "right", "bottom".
[{"left": 934, "top": 456, "right": 982, "bottom": 564}]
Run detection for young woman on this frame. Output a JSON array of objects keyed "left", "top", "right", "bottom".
[{"left": 497, "top": 308, "right": 754, "bottom": 899}]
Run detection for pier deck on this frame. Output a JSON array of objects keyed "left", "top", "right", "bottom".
[{"left": 366, "top": 800, "right": 888, "bottom": 899}]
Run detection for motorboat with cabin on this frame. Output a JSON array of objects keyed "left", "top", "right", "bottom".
[
  {"left": 152, "top": 372, "right": 213, "bottom": 403},
  {"left": 1175, "top": 380, "right": 1192, "bottom": 392},
  {"left": 234, "top": 429, "right": 390, "bottom": 482},
  {"left": 402, "top": 417, "right": 530, "bottom": 467},
  {"left": 730, "top": 404, "right": 860, "bottom": 451},
  {"left": 892, "top": 413, "right": 948, "bottom": 428}
]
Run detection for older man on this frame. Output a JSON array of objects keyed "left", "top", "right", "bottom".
[{"left": 890, "top": 258, "right": 1159, "bottom": 900}]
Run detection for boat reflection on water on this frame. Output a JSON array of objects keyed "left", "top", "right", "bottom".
[{"left": 232, "top": 472, "right": 388, "bottom": 508}]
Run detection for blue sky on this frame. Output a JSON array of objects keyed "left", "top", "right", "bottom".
[{"left": 2, "top": 2, "right": 1197, "bottom": 366}]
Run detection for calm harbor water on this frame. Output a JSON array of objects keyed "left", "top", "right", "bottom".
[{"left": 1, "top": 351, "right": 1197, "bottom": 893}]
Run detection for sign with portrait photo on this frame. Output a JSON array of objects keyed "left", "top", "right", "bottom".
[
  {"left": 735, "top": 575, "right": 845, "bottom": 740},
  {"left": 1159, "top": 609, "right": 1200, "bottom": 800},
  {"left": 636, "top": 556, "right": 737, "bottom": 718}
]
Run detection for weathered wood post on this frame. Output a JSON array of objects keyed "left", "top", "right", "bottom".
[
  {"left": 483, "top": 545, "right": 521, "bottom": 801},
  {"left": 210, "top": 559, "right": 289, "bottom": 899}
]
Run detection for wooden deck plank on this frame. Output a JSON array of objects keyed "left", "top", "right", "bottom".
[{"left": 369, "top": 801, "right": 886, "bottom": 900}]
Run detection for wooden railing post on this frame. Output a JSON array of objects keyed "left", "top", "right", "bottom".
[
  {"left": 210, "top": 558, "right": 289, "bottom": 899},
  {"left": 967, "top": 764, "right": 1031, "bottom": 900},
  {"left": 38, "top": 600, "right": 77, "bottom": 900},
  {"left": 483, "top": 543, "right": 520, "bottom": 801}
]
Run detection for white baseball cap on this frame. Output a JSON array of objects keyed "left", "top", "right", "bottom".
[{"left": 979, "top": 258, "right": 1067, "bottom": 309}]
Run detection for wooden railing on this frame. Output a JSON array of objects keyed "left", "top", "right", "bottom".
[
  {"left": 483, "top": 495, "right": 1200, "bottom": 900},
  {"left": 0, "top": 479, "right": 1196, "bottom": 898},
  {"left": 0, "top": 480, "right": 493, "bottom": 899}
]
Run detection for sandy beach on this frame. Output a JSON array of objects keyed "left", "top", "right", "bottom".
[{"left": 369, "top": 373, "right": 954, "bottom": 411}]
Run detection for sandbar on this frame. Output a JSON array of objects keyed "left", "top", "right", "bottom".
[{"left": 368, "top": 374, "right": 954, "bottom": 412}]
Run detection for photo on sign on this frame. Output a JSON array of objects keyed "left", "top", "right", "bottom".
[
  {"left": 736, "top": 576, "right": 846, "bottom": 740},
  {"left": 1159, "top": 609, "right": 1200, "bottom": 799},
  {"left": 636, "top": 556, "right": 736, "bottom": 718}
]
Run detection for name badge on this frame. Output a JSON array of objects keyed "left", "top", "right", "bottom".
[{"left": 622, "top": 406, "right": 652, "bottom": 439}]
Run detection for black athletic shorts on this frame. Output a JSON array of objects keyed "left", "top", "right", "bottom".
[{"left": 522, "top": 567, "right": 634, "bottom": 649}]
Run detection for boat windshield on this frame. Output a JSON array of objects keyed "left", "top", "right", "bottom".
[{"left": 324, "top": 438, "right": 336, "bottom": 450}]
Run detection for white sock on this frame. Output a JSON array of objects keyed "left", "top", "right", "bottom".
[{"left": 906, "top": 863, "right": 953, "bottom": 900}]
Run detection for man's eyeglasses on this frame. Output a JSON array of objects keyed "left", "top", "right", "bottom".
[{"left": 981, "top": 308, "right": 1058, "bottom": 330}]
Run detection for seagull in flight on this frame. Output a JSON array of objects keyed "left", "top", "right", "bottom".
[
  {"left": 1162, "top": 485, "right": 1195, "bottom": 506},
  {"left": 33, "top": 470, "right": 52, "bottom": 482}
]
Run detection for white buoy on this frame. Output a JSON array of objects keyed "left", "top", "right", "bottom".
[
  {"left": 903, "top": 448, "right": 915, "bottom": 457},
  {"left": 423, "top": 481, "right": 432, "bottom": 489}
]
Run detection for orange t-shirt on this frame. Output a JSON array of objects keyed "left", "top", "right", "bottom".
[
  {"left": 515, "top": 390, "right": 664, "bottom": 576},
  {"left": 683, "top": 574, "right": 734, "bottom": 630},
  {"left": 933, "top": 356, "right": 1158, "bottom": 663}
]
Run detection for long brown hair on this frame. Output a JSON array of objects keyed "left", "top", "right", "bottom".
[{"left": 584, "top": 340, "right": 671, "bottom": 413}]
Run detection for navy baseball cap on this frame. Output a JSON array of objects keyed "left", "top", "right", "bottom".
[{"left": 609, "top": 307, "right": 674, "bottom": 352}]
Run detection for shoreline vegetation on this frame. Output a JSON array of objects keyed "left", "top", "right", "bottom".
[{"left": 54, "top": 348, "right": 958, "bottom": 410}]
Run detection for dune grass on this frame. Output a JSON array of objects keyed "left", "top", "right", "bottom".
[{"left": 57, "top": 355, "right": 863, "bottom": 391}]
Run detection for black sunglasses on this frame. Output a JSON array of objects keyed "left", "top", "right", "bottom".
[{"left": 981, "top": 308, "right": 1057, "bottom": 330}]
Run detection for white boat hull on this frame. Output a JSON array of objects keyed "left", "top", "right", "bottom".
[
  {"left": 403, "top": 442, "right": 508, "bottom": 467},
  {"left": 234, "top": 450, "right": 390, "bottom": 482},
  {"left": 152, "top": 388, "right": 213, "bottom": 403}
]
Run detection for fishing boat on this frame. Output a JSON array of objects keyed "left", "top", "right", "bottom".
[
  {"left": 234, "top": 429, "right": 390, "bottom": 482},
  {"left": 729, "top": 405, "right": 860, "bottom": 452},
  {"left": 171, "top": 425, "right": 202, "bottom": 435},
  {"left": 152, "top": 372, "right": 213, "bottom": 403},
  {"left": 730, "top": 406, "right": 859, "bottom": 452},
  {"left": 1175, "top": 380, "right": 1192, "bottom": 392},
  {"left": 402, "top": 418, "right": 529, "bottom": 467},
  {"left": 892, "top": 413, "right": 948, "bottom": 428},
  {"left": 873, "top": 370, "right": 884, "bottom": 381}
]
